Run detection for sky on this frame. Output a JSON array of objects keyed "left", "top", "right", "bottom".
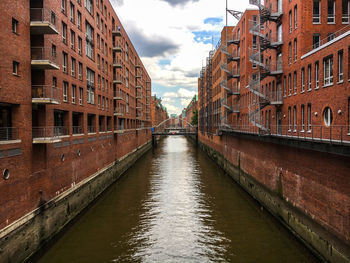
[{"left": 110, "top": 0, "right": 256, "bottom": 115}]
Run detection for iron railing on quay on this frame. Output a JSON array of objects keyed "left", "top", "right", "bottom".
[
  {"left": 72, "top": 126, "right": 83, "bottom": 135},
  {"left": 88, "top": 126, "right": 96, "bottom": 133}
]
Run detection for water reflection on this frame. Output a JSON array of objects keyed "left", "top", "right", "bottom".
[{"left": 35, "top": 137, "right": 319, "bottom": 263}]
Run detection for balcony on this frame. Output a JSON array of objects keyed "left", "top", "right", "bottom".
[
  {"left": 0, "top": 127, "right": 19, "bottom": 144},
  {"left": 113, "top": 90, "right": 125, "bottom": 100},
  {"left": 136, "top": 103, "right": 142, "bottom": 109},
  {"left": 221, "top": 98, "right": 240, "bottom": 113},
  {"left": 249, "top": 0, "right": 283, "bottom": 24},
  {"left": 32, "top": 126, "right": 68, "bottom": 144},
  {"left": 31, "top": 47, "right": 60, "bottom": 70},
  {"left": 136, "top": 92, "right": 142, "bottom": 99},
  {"left": 136, "top": 114, "right": 143, "bottom": 119},
  {"left": 229, "top": 50, "right": 240, "bottom": 62},
  {"left": 113, "top": 77, "right": 123, "bottom": 85},
  {"left": 88, "top": 126, "right": 96, "bottom": 134},
  {"left": 228, "top": 35, "right": 240, "bottom": 45},
  {"left": 136, "top": 75, "right": 142, "bottom": 79},
  {"left": 32, "top": 85, "right": 60, "bottom": 104},
  {"left": 220, "top": 80, "right": 240, "bottom": 95},
  {"left": 114, "top": 106, "right": 125, "bottom": 116},
  {"left": 112, "top": 44, "right": 122, "bottom": 53},
  {"left": 30, "top": 8, "right": 59, "bottom": 35},
  {"left": 260, "top": 34, "right": 283, "bottom": 51},
  {"left": 113, "top": 60, "right": 122, "bottom": 68},
  {"left": 249, "top": 20, "right": 264, "bottom": 37},
  {"left": 136, "top": 85, "right": 142, "bottom": 89},
  {"left": 72, "top": 126, "right": 84, "bottom": 135},
  {"left": 112, "top": 26, "right": 122, "bottom": 36},
  {"left": 135, "top": 64, "right": 141, "bottom": 68}
]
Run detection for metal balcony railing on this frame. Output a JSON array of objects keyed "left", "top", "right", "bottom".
[
  {"left": 88, "top": 126, "right": 96, "bottom": 133},
  {"left": 32, "top": 85, "right": 60, "bottom": 104},
  {"left": 113, "top": 76, "right": 123, "bottom": 84},
  {"left": 32, "top": 126, "right": 68, "bottom": 142},
  {"left": 114, "top": 106, "right": 125, "bottom": 116},
  {"left": 260, "top": 33, "right": 283, "bottom": 51},
  {"left": 249, "top": 19, "right": 263, "bottom": 37},
  {"left": 304, "top": 25, "right": 350, "bottom": 54},
  {"left": 72, "top": 126, "right": 83, "bottom": 135},
  {"left": 113, "top": 90, "right": 125, "bottom": 100},
  {"left": 112, "top": 25, "right": 122, "bottom": 36},
  {"left": 0, "top": 127, "right": 19, "bottom": 141},
  {"left": 99, "top": 125, "right": 106, "bottom": 132},
  {"left": 112, "top": 43, "right": 122, "bottom": 52},
  {"left": 30, "top": 8, "right": 58, "bottom": 34},
  {"left": 136, "top": 92, "right": 142, "bottom": 99},
  {"left": 113, "top": 59, "right": 122, "bottom": 68},
  {"left": 221, "top": 98, "right": 240, "bottom": 113},
  {"left": 31, "top": 47, "right": 59, "bottom": 69}
]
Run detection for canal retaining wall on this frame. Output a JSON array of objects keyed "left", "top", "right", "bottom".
[
  {"left": 0, "top": 140, "right": 152, "bottom": 263},
  {"left": 196, "top": 133, "right": 350, "bottom": 263}
]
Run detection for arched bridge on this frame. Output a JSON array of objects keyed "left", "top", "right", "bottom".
[{"left": 151, "top": 118, "right": 198, "bottom": 145}]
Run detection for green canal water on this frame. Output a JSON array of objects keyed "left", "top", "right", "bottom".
[{"left": 34, "top": 137, "right": 319, "bottom": 263}]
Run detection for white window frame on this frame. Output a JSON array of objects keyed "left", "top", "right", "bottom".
[
  {"left": 315, "top": 62, "right": 320, "bottom": 89},
  {"left": 313, "top": 0, "right": 321, "bottom": 24},
  {"left": 293, "top": 106, "right": 297, "bottom": 131},
  {"left": 62, "top": 52, "right": 67, "bottom": 73},
  {"left": 72, "top": 85, "right": 76, "bottom": 103},
  {"left": 308, "top": 65, "right": 312, "bottom": 90},
  {"left": 294, "top": 5, "right": 298, "bottom": 28},
  {"left": 288, "top": 107, "right": 292, "bottom": 131},
  {"left": 79, "top": 87, "right": 83, "bottom": 105},
  {"left": 301, "top": 105, "right": 305, "bottom": 131},
  {"left": 293, "top": 71, "right": 297, "bottom": 94},
  {"left": 70, "top": 2, "right": 75, "bottom": 23},
  {"left": 301, "top": 68, "right": 305, "bottom": 92},
  {"left": 307, "top": 104, "right": 312, "bottom": 131},
  {"left": 338, "top": 51, "right": 344, "bottom": 83},
  {"left": 323, "top": 107, "right": 333, "bottom": 127},
  {"left": 71, "top": 58, "right": 76, "bottom": 77},
  {"left": 327, "top": 0, "right": 335, "bottom": 24},
  {"left": 78, "top": 62, "right": 82, "bottom": 80},
  {"left": 343, "top": 0, "right": 350, "bottom": 24},
  {"left": 324, "top": 56, "right": 334, "bottom": 86},
  {"left": 63, "top": 82, "right": 68, "bottom": 102}
]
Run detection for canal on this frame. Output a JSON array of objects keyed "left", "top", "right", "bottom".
[{"left": 34, "top": 137, "right": 319, "bottom": 263}]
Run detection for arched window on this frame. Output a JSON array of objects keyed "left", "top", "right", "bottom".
[{"left": 323, "top": 107, "right": 333, "bottom": 127}]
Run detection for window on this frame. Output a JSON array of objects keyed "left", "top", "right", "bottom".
[
  {"left": 327, "top": 33, "right": 335, "bottom": 42},
  {"left": 288, "top": 107, "right": 292, "bottom": 130},
  {"left": 348, "top": 98, "right": 350, "bottom": 132},
  {"left": 324, "top": 56, "right": 334, "bottom": 86},
  {"left": 96, "top": 13, "right": 99, "bottom": 28},
  {"left": 301, "top": 68, "right": 305, "bottom": 92},
  {"left": 62, "top": 0, "right": 66, "bottom": 13},
  {"left": 63, "top": 82, "right": 68, "bottom": 102},
  {"left": 315, "top": 61, "right": 320, "bottom": 89},
  {"left": 308, "top": 65, "right": 312, "bottom": 90},
  {"left": 79, "top": 87, "right": 83, "bottom": 105},
  {"left": 313, "top": 0, "right": 321, "bottom": 23},
  {"left": 62, "top": 52, "right": 68, "bottom": 73},
  {"left": 78, "top": 37, "right": 82, "bottom": 55},
  {"left": 343, "top": 0, "right": 350, "bottom": 23},
  {"left": 294, "top": 5, "right": 298, "bottom": 28},
  {"left": 301, "top": 105, "right": 305, "bottom": 131},
  {"left": 12, "top": 61, "right": 19, "bottom": 75},
  {"left": 288, "top": 42, "right": 292, "bottom": 64},
  {"left": 71, "top": 57, "right": 76, "bottom": 77},
  {"left": 98, "top": 75, "right": 101, "bottom": 89},
  {"left": 53, "top": 77, "right": 57, "bottom": 88},
  {"left": 78, "top": 62, "right": 83, "bottom": 80},
  {"left": 77, "top": 11, "right": 82, "bottom": 29},
  {"left": 288, "top": 73, "right": 292, "bottom": 95},
  {"left": 294, "top": 38, "right": 297, "bottom": 61},
  {"left": 70, "top": 30, "right": 75, "bottom": 50},
  {"left": 98, "top": 95, "right": 101, "bottom": 108},
  {"left": 323, "top": 107, "right": 333, "bottom": 126},
  {"left": 72, "top": 84, "right": 76, "bottom": 103},
  {"left": 126, "top": 43, "right": 129, "bottom": 62},
  {"left": 62, "top": 22, "right": 67, "bottom": 44},
  {"left": 289, "top": 11, "right": 292, "bottom": 33},
  {"left": 293, "top": 106, "right": 297, "bottom": 131},
  {"left": 307, "top": 104, "right": 312, "bottom": 131},
  {"left": 253, "top": 35, "right": 257, "bottom": 49},
  {"left": 293, "top": 71, "right": 297, "bottom": 94},
  {"left": 338, "top": 50, "right": 344, "bottom": 82},
  {"left": 70, "top": 2, "right": 75, "bottom": 23},
  {"left": 85, "top": 22, "right": 94, "bottom": 60},
  {"left": 277, "top": 25, "right": 283, "bottom": 42},
  {"left": 313, "top": 34, "right": 320, "bottom": 49},
  {"left": 12, "top": 18, "right": 18, "bottom": 34},
  {"left": 86, "top": 68, "right": 95, "bottom": 104},
  {"left": 283, "top": 76, "right": 287, "bottom": 96},
  {"left": 126, "top": 68, "right": 129, "bottom": 88},
  {"left": 85, "top": 0, "right": 93, "bottom": 14},
  {"left": 328, "top": 0, "right": 335, "bottom": 23}
]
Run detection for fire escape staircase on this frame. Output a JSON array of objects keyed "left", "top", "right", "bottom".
[{"left": 249, "top": 0, "right": 283, "bottom": 24}]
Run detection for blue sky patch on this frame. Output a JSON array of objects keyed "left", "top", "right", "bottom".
[
  {"left": 204, "top": 17, "right": 223, "bottom": 25},
  {"left": 193, "top": 30, "right": 221, "bottom": 45},
  {"left": 158, "top": 59, "right": 171, "bottom": 66}
]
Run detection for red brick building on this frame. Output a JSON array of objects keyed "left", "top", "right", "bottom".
[
  {"left": 183, "top": 95, "right": 198, "bottom": 127},
  {"left": 0, "top": 0, "right": 151, "bottom": 231},
  {"left": 150, "top": 95, "right": 168, "bottom": 127},
  {"left": 198, "top": 1, "right": 350, "bottom": 261}
]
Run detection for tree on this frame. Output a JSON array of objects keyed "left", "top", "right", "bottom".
[{"left": 191, "top": 109, "right": 198, "bottom": 126}]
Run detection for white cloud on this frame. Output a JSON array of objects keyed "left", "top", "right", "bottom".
[{"left": 111, "top": 0, "right": 256, "bottom": 113}]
